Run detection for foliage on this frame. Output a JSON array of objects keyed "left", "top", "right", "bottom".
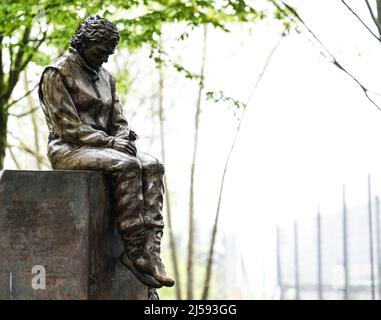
[
  {"left": 206, "top": 90, "right": 246, "bottom": 110},
  {"left": 0, "top": 0, "right": 267, "bottom": 63},
  {"left": 0, "top": 0, "right": 271, "bottom": 121},
  {"left": 0, "top": 0, "right": 293, "bottom": 112}
]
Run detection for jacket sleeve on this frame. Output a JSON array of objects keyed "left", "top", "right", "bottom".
[
  {"left": 40, "top": 68, "right": 115, "bottom": 147},
  {"left": 109, "top": 74, "right": 130, "bottom": 140}
]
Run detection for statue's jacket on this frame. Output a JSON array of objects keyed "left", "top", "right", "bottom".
[{"left": 38, "top": 47, "right": 130, "bottom": 163}]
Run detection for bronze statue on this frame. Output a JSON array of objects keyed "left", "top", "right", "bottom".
[{"left": 38, "top": 16, "right": 174, "bottom": 291}]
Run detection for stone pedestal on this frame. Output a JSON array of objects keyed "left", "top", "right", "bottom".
[{"left": 0, "top": 170, "right": 150, "bottom": 300}]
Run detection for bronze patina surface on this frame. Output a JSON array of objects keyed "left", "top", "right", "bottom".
[{"left": 38, "top": 16, "right": 174, "bottom": 294}]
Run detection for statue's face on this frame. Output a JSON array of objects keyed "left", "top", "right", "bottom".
[{"left": 82, "top": 40, "right": 116, "bottom": 71}]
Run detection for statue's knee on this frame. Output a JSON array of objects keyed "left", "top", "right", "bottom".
[
  {"left": 145, "top": 160, "right": 165, "bottom": 175},
  {"left": 157, "top": 161, "right": 165, "bottom": 175},
  {"left": 121, "top": 157, "right": 142, "bottom": 172}
]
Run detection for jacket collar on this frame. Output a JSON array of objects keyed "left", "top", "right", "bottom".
[{"left": 69, "top": 46, "right": 100, "bottom": 81}]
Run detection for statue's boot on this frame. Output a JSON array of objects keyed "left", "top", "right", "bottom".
[
  {"left": 120, "top": 253, "right": 163, "bottom": 288},
  {"left": 113, "top": 169, "right": 162, "bottom": 288},
  {"left": 115, "top": 156, "right": 173, "bottom": 287},
  {"left": 131, "top": 158, "right": 174, "bottom": 287},
  {"left": 133, "top": 228, "right": 175, "bottom": 287},
  {"left": 119, "top": 227, "right": 163, "bottom": 288}
]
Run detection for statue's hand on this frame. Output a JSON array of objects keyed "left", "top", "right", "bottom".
[
  {"left": 113, "top": 138, "right": 137, "bottom": 156},
  {"left": 128, "top": 130, "right": 139, "bottom": 141}
]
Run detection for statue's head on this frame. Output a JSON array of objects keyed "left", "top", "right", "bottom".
[{"left": 70, "top": 15, "right": 120, "bottom": 71}]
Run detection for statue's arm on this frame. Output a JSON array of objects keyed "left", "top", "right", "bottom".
[
  {"left": 109, "top": 74, "right": 130, "bottom": 140},
  {"left": 40, "top": 68, "right": 115, "bottom": 148}
]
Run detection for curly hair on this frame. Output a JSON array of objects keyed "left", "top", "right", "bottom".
[{"left": 70, "top": 15, "right": 120, "bottom": 51}]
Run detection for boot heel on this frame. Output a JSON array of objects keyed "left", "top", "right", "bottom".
[{"left": 119, "top": 252, "right": 163, "bottom": 289}]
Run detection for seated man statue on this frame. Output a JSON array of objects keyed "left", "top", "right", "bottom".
[{"left": 38, "top": 15, "right": 174, "bottom": 289}]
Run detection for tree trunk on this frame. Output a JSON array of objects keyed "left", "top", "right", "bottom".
[
  {"left": 0, "top": 107, "right": 8, "bottom": 170},
  {"left": 187, "top": 25, "right": 208, "bottom": 300},
  {"left": 24, "top": 70, "right": 42, "bottom": 169},
  {"left": 201, "top": 33, "right": 283, "bottom": 299},
  {"left": 158, "top": 61, "right": 182, "bottom": 300}
]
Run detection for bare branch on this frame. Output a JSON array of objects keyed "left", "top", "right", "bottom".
[
  {"left": 365, "top": 0, "right": 381, "bottom": 36},
  {"left": 7, "top": 146, "right": 21, "bottom": 169},
  {"left": 8, "top": 107, "right": 39, "bottom": 118},
  {"left": 341, "top": 0, "right": 381, "bottom": 42},
  {"left": 6, "top": 83, "right": 39, "bottom": 110},
  {"left": 201, "top": 31, "right": 284, "bottom": 300},
  {"left": 157, "top": 54, "right": 182, "bottom": 300},
  {"left": 7, "top": 141, "right": 49, "bottom": 167},
  {"left": 187, "top": 24, "right": 208, "bottom": 301},
  {"left": 7, "top": 131, "right": 48, "bottom": 166},
  {"left": 270, "top": 0, "right": 381, "bottom": 112},
  {"left": 331, "top": 59, "right": 381, "bottom": 111},
  {"left": 377, "top": 0, "right": 381, "bottom": 28},
  {"left": 24, "top": 69, "right": 42, "bottom": 170}
]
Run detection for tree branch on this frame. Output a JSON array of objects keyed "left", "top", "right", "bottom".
[
  {"left": 0, "top": 35, "right": 4, "bottom": 94},
  {"left": 157, "top": 53, "right": 182, "bottom": 300},
  {"left": 5, "top": 24, "right": 46, "bottom": 103},
  {"left": 7, "top": 132, "right": 49, "bottom": 167},
  {"left": 271, "top": 0, "right": 381, "bottom": 112},
  {"left": 7, "top": 146, "right": 21, "bottom": 169},
  {"left": 12, "top": 26, "right": 31, "bottom": 75},
  {"left": 10, "top": 144, "right": 49, "bottom": 167},
  {"left": 187, "top": 24, "right": 208, "bottom": 301},
  {"left": 201, "top": 31, "right": 284, "bottom": 300},
  {"left": 16, "top": 30, "right": 47, "bottom": 79},
  {"left": 341, "top": 0, "right": 381, "bottom": 42},
  {"left": 5, "top": 26, "right": 31, "bottom": 102},
  {"left": 24, "top": 69, "right": 42, "bottom": 170},
  {"left": 365, "top": 0, "right": 381, "bottom": 36},
  {"left": 377, "top": 0, "right": 381, "bottom": 30},
  {"left": 8, "top": 107, "right": 39, "bottom": 118},
  {"left": 5, "top": 83, "right": 39, "bottom": 110}
]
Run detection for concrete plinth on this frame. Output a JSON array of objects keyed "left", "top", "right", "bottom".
[{"left": 0, "top": 170, "right": 150, "bottom": 300}]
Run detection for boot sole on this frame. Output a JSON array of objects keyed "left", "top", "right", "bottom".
[
  {"left": 153, "top": 273, "right": 175, "bottom": 287},
  {"left": 134, "top": 261, "right": 175, "bottom": 287},
  {"left": 120, "top": 253, "right": 164, "bottom": 289}
]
